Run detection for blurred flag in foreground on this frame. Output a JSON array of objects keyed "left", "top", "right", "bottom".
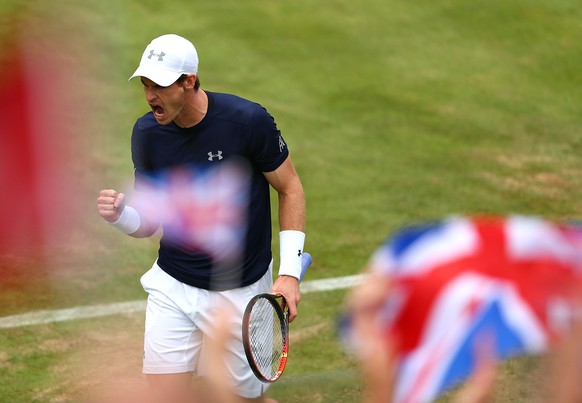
[
  {"left": 341, "top": 215, "right": 582, "bottom": 403},
  {"left": 131, "top": 161, "right": 251, "bottom": 263},
  {"left": 0, "top": 19, "right": 78, "bottom": 258}
]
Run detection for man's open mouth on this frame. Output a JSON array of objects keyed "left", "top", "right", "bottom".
[{"left": 151, "top": 105, "right": 165, "bottom": 119}]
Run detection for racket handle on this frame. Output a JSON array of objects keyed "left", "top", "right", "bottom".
[{"left": 300, "top": 252, "right": 312, "bottom": 282}]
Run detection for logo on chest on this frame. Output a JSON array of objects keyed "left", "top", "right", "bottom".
[{"left": 208, "top": 151, "right": 223, "bottom": 161}]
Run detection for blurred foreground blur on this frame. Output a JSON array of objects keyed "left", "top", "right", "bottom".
[
  {"left": 0, "top": 6, "right": 87, "bottom": 271},
  {"left": 342, "top": 215, "right": 582, "bottom": 403}
]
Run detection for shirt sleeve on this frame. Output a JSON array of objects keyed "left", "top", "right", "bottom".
[
  {"left": 130, "top": 119, "right": 154, "bottom": 191},
  {"left": 248, "top": 104, "right": 289, "bottom": 172}
]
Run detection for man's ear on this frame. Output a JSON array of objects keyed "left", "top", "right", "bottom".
[{"left": 184, "top": 74, "right": 197, "bottom": 89}]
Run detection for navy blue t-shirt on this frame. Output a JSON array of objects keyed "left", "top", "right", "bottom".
[{"left": 131, "top": 91, "right": 289, "bottom": 290}]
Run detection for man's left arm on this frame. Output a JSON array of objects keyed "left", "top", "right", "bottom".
[{"left": 263, "top": 154, "right": 306, "bottom": 322}]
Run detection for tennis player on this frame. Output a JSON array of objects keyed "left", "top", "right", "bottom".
[{"left": 97, "top": 34, "right": 306, "bottom": 403}]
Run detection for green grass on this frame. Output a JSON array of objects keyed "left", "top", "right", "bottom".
[{"left": 1, "top": 0, "right": 582, "bottom": 401}]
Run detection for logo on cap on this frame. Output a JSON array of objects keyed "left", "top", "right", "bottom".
[{"left": 148, "top": 49, "right": 166, "bottom": 61}]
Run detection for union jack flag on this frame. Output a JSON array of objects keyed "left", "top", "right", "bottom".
[
  {"left": 343, "top": 215, "right": 582, "bottom": 403},
  {"left": 132, "top": 161, "right": 251, "bottom": 262}
]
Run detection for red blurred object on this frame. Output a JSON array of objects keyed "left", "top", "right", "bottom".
[
  {"left": 0, "top": 45, "right": 41, "bottom": 252},
  {"left": 0, "top": 40, "right": 70, "bottom": 256}
]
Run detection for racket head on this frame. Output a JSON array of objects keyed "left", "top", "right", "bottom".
[{"left": 242, "top": 293, "right": 289, "bottom": 382}]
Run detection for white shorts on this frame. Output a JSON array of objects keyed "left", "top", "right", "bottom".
[{"left": 140, "top": 260, "right": 273, "bottom": 399}]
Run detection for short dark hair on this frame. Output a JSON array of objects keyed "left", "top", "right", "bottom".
[{"left": 176, "top": 74, "right": 200, "bottom": 90}]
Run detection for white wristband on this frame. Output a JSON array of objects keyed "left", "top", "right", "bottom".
[
  {"left": 278, "top": 230, "right": 306, "bottom": 280},
  {"left": 109, "top": 206, "right": 141, "bottom": 235}
]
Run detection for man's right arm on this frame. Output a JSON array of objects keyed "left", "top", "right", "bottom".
[{"left": 97, "top": 189, "right": 160, "bottom": 237}]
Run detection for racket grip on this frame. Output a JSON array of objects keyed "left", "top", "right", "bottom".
[{"left": 299, "top": 252, "right": 312, "bottom": 282}]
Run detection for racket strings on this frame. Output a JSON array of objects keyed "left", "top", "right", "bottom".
[{"left": 248, "top": 298, "right": 285, "bottom": 379}]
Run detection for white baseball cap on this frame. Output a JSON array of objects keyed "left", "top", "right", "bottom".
[{"left": 129, "top": 34, "right": 199, "bottom": 87}]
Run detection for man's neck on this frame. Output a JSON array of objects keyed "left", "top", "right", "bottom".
[{"left": 174, "top": 89, "right": 208, "bottom": 128}]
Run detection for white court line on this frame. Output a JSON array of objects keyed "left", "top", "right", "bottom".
[{"left": 0, "top": 274, "right": 366, "bottom": 329}]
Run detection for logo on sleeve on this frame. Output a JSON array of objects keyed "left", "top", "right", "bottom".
[{"left": 278, "top": 135, "right": 286, "bottom": 153}]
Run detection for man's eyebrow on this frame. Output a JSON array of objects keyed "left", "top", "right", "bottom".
[{"left": 141, "top": 78, "right": 162, "bottom": 88}]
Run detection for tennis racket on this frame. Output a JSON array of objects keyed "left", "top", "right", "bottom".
[{"left": 242, "top": 252, "right": 312, "bottom": 383}]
